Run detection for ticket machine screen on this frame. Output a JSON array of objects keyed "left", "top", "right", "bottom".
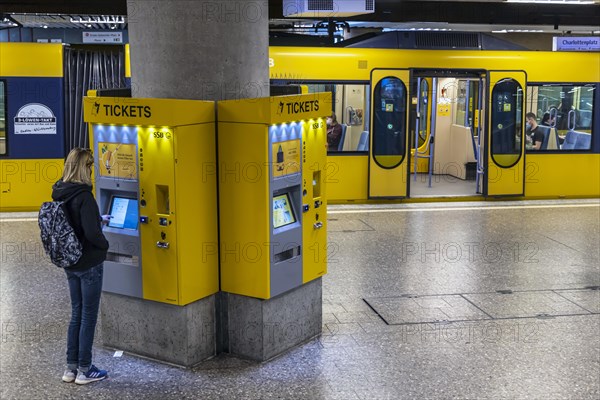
[
  {"left": 273, "top": 193, "right": 296, "bottom": 229},
  {"left": 108, "top": 196, "right": 139, "bottom": 230}
]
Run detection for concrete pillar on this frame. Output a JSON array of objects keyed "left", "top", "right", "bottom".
[
  {"left": 127, "top": 0, "right": 269, "bottom": 100},
  {"left": 101, "top": 293, "right": 215, "bottom": 366},
  {"left": 226, "top": 278, "right": 323, "bottom": 361},
  {"left": 100, "top": 0, "right": 322, "bottom": 365}
]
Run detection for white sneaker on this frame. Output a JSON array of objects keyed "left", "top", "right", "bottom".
[{"left": 62, "top": 369, "right": 77, "bottom": 383}]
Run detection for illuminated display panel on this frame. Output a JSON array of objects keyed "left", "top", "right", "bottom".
[
  {"left": 273, "top": 193, "right": 296, "bottom": 229},
  {"left": 108, "top": 196, "right": 139, "bottom": 230}
]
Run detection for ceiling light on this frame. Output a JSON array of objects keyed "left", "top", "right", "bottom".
[
  {"left": 492, "top": 29, "right": 544, "bottom": 32},
  {"left": 70, "top": 16, "right": 125, "bottom": 24}
]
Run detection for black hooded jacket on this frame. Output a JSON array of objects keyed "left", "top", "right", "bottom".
[{"left": 52, "top": 180, "right": 109, "bottom": 271}]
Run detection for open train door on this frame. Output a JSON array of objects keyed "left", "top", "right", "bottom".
[
  {"left": 369, "top": 69, "right": 411, "bottom": 198},
  {"left": 484, "top": 71, "right": 527, "bottom": 196}
]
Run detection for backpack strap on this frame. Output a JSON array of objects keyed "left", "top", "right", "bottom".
[{"left": 58, "top": 189, "right": 89, "bottom": 229}]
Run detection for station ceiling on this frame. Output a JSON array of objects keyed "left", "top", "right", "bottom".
[{"left": 0, "top": 0, "right": 598, "bottom": 34}]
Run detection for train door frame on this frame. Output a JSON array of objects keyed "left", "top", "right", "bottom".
[
  {"left": 484, "top": 70, "right": 527, "bottom": 197},
  {"left": 411, "top": 76, "right": 433, "bottom": 187},
  {"left": 408, "top": 69, "right": 487, "bottom": 199},
  {"left": 368, "top": 68, "right": 411, "bottom": 199}
]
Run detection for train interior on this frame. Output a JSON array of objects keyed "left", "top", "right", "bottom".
[{"left": 409, "top": 72, "right": 485, "bottom": 198}]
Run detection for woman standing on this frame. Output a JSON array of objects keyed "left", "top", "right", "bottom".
[{"left": 52, "top": 148, "right": 109, "bottom": 385}]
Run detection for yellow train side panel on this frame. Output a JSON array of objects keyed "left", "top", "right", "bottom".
[
  {"left": 269, "top": 47, "right": 600, "bottom": 83},
  {"left": 525, "top": 154, "right": 600, "bottom": 198},
  {"left": 0, "top": 43, "right": 63, "bottom": 77},
  {"left": 326, "top": 155, "right": 369, "bottom": 202},
  {"left": 0, "top": 159, "right": 63, "bottom": 211}
]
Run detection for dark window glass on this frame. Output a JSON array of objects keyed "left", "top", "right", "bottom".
[
  {"left": 373, "top": 77, "right": 406, "bottom": 168},
  {"left": 491, "top": 79, "right": 523, "bottom": 167}
]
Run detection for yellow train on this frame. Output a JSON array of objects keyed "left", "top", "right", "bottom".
[
  {"left": 0, "top": 43, "right": 128, "bottom": 211},
  {"left": 270, "top": 47, "right": 599, "bottom": 202},
  {"left": 1, "top": 43, "right": 598, "bottom": 210}
]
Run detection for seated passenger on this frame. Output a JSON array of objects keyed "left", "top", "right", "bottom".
[
  {"left": 326, "top": 112, "right": 343, "bottom": 151},
  {"left": 525, "top": 112, "right": 545, "bottom": 150},
  {"left": 540, "top": 112, "right": 555, "bottom": 127}
]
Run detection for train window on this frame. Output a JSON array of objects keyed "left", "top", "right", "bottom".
[
  {"left": 298, "top": 82, "right": 370, "bottom": 153},
  {"left": 0, "top": 81, "right": 6, "bottom": 155},
  {"left": 526, "top": 83, "right": 595, "bottom": 151},
  {"left": 373, "top": 77, "right": 406, "bottom": 168},
  {"left": 491, "top": 79, "right": 523, "bottom": 168}
]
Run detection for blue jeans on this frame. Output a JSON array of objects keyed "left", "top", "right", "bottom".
[{"left": 65, "top": 264, "right": 103, "bottom": 371}]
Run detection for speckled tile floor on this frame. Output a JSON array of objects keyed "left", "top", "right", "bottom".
[{"left": 1, "top": 199, "right": 599, "bottom": 399}]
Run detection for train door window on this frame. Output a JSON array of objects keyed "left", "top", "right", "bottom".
[
  {"left": 455, "top": 80, "right": 468, "bottom": 126},
  {"left": 491, "top": 79, "right": 523, "bottom": 167},
  {"left": 373, "top": 77, "right": 406, "bottom": 168},
  {"left": 454, "top": 79, "right": 480, "bottom": 128},
  {"left": 526, "top": 83, "right": 595, "bottom": 151},
  {"left": 0, "top": 80, "right": 6, "bottom": 155},
  {"left": 468, "top": 80, "right": 480, "bottom": 128},
  {"left": 417, "top": 79, "right": 429, "bottom": 147}
]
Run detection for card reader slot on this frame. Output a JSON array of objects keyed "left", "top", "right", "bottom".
[
  {"left": 106, "top": 253, "right": 138, "bottom": 265},
  {"left": 273, "top": 246, "right": 301, "bottom": 263}
]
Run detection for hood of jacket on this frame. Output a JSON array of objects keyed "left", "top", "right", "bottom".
[{"left": 51, "top": 180, "right": 92, "bottom": 202}]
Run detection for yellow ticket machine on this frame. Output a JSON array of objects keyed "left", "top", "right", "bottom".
[
  {"left": 84, "top": 96, "right": 218, "bottom": 305},
  {"left": 218, "top": 93, "right": 331, "bottom": 299}
]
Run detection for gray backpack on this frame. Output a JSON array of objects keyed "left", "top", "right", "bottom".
[{"left": 38, "top": 192, "right": 83, "bottom": 268}]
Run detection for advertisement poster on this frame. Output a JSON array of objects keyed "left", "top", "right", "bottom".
[
  {"left": 98, "top": 142, "right": 137, "bottom": 179},
  {"left": 14, "top": 103, "right": 57, "bottom": 135},
  {"left": 272, "top": 139, "right": 301, "bottom": 178}
]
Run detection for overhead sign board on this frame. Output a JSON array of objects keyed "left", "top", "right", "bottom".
[
  {"left": 83, "top": 31, "right": 123, "bottom": 44},
  {"left": 553, "top": 37, "right": 600, "bottom": 52}
]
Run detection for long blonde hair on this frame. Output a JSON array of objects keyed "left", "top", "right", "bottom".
[{"left": 62, "top": 148, "right": 94, "bottom": 185}]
